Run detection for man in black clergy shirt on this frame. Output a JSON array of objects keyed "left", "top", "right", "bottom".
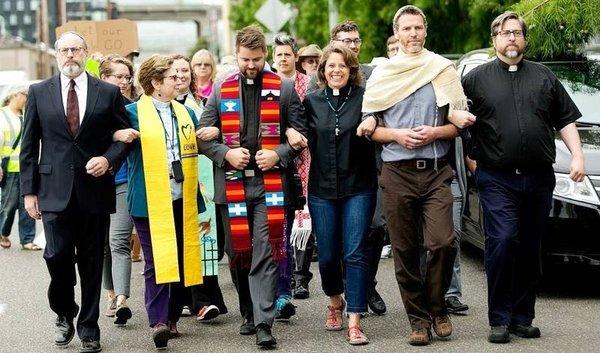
[{"left": 459, "top": 12, "right": 585, "bottom": 344}]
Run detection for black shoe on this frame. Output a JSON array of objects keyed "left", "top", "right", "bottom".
[
  {"left": 255, "top": 324, "right": 276, "bottom": 347},
  {"left": 509, "top": 324, "right": 541, "bottom": 338},
  {"left": 275, "top": 299, "right": 296, "bottom": 321},
  {"left": 446, "top": 296, "right": 469, "bottom": 314},
  {"left": 367, "top": 288, "right": 386, "bottom": 315},
  {"left": 80, "top": 339, "right": 102, "bottom": 353},
  {"left": 114, "top": 304, "right": 132, "bottom": 327},
  {"left": 293, "top": 283, "right": 310, "bottom": 299},
  {"left": 239, "top": 319, "right": 256, "bottom": 335},
  {"left": 55, "top": 304, "right": 79, "bottom": 347},
  {"left": 152, "top": 324, "right": 170, "bottom": 350},
  {"left": 488, "top": 326, "right": 510, "bottom": 343}
]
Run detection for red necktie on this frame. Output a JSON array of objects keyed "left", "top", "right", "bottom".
[{"left": 66, "top": 79, "right": 80, "bottom": 136}]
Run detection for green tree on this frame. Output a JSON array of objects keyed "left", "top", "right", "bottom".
[
  {"left": 228, "top": 0, "right": 600, "bottom": 62},
  {"left": 512, "top": 0, "right": 600, "bottom": 60}
]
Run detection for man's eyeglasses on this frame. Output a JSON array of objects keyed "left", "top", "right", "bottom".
[
  {"left": 334, "top": 38, "right": 362, "bottom": 46},
  {"left": 495, "top": 30, "right": 524, "bottom": 38},
  {"left": 163, "top": 75, "right": 181, "bottom": 81},
  {"left": 108, "top": 74, "right": 133, "bottom": 84},
  {"left": 57, "top": 47, "right": 85, "bottom": 55}
]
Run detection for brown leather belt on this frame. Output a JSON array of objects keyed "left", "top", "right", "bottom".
[{"left": 387, "top": 158, "right": 447, "bottom": 170}]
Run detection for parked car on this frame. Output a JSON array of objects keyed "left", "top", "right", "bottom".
[{"left": 456, "top": 50, "right": 600, "bottom": 265}]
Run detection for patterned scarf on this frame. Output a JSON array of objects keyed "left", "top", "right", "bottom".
[
  {"left": 220, "top": 70, "right": 286, "bottom": 268},
  {"left": 290, "top": 71, "right": 312, "bottom": 250}
]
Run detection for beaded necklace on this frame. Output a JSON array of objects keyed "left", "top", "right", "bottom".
[{"left": 324, "top": 86, "right": 353, "bottom": 136}]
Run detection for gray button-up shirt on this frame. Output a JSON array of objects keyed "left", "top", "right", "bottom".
[{"left": 381, "top": 83, "right": 449, "bottom": 162}]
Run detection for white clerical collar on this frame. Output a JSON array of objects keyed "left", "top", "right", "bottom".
[
  {"left": 176, "top": 90, "right": 191, "bottom": 101},
  {"left": 508, "top": 65, "right": 518, "bottom": 72},
  {"left": 246, "top": 78, "right": 254, "bottom": 85},
  {"left": 151, "top": 96, "right": 170, "bottom": 109},
  {"left": 332, "top": 89, "right": 340, "bottom": 96}
]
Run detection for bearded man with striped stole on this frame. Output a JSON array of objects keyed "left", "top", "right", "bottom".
[{"left": 198, "top": 25, "right": 305, "bottom": 347}]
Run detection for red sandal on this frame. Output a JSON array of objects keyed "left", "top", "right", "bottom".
[
  {"left": 347, "top": 325, "right": 369, "bottom": 345},
  {"left": 325, "top": 298, "right": 345, "bottom": 331}
]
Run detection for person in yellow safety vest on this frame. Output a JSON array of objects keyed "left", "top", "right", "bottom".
[{"left": 0, "top": 86, "right": 38, "bottom": 250}]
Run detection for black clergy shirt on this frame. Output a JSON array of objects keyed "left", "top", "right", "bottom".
[
  {"left": 462, "top": 58, "right": 581, "bottom": 171},
  {"left": 304, "top": 84, "right": 377, "bottom": 199},
  {"left": 240, "top": 73, "right": 262, "bottom": 169}
]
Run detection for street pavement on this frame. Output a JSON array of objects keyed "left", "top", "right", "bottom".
[{"left": 1, "top": 232, "right": 600, "bottom": 353}]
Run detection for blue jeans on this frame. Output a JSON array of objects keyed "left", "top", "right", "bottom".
[
  {"left": 0, "top": 172, "right": 35, "bottom": 244},
  {"left": 309, "top": 191, "right": 375, "bottom": 314},
  {"left": 446, "top": 178, "right": 463, "bottom": 298}
]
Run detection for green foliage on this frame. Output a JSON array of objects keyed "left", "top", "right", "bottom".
[
  {"left": 188, "top": 37, "right": 211, "bottom": 58},
  {"left": 512, "top": 0, "right": 600, "bottom": 60},
  {"left": 227, "top": 0, "right": 600, "bottom": 62}
]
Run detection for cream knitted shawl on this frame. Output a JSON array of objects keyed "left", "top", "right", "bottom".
[{"left": 362, "top": 49, "right": 467, "bottom": 114}]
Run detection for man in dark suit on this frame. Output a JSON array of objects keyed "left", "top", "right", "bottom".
[{"left": 20, "top": 31, "right": 130, "bottom": 353}]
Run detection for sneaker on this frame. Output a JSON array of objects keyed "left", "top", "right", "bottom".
[
  {"left": 325, "top": 298, "right": 345, "bottom": 331},
  {"left": 347, "top": 326, "right": 369, "bottom": 345},
  {"left": 408, "top": 328, "right": 432, "bottom": 346},
  {"left": 196, "top": 305, "right": 220, "bottom": 322},
  {"left": 432, "top": 315, "right": 453, "bottom": 337},
  {"left": 275, "top": 296, "right": 296, "bottom": 321},
  {"left": 181, "top": 306, "right": 191, "bottom": 317},
  {"left": 104, "top": 298, "right": 117, "bottom": 317},
  {"left": 446, "top": 296, "right": 469, "bottom": 314},
  {"left": 380, "top": 245, "right": 392, "bottom": 258},
  {"left": 293, "top": 283, "right": 310, "bottom": 299}
]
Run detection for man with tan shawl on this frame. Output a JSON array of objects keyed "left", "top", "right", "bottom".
[{"left": 357, "top": 5, "right": 475, "bottom": 346}]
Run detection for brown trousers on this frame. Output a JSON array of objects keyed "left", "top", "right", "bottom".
[{"left": 380, "top": 162, "right": 457, "bottom": 329}]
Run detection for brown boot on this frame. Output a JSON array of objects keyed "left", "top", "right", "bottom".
[
  {"left": 130, "top": 232, "right": 142, "bottom": 262},
  {"left": 408, "top": 328, "right": 431, "bottom": 346},
  {"left": 433, "top": 315, "right": 453, "bottom": 337}
]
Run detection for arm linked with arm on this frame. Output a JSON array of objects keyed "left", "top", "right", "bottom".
[
  {"left": 197, "top": 86, "right": 230, "bottom": 168},
  {"left": 102, "top": 88, "right": 131, "bottom": 170}
]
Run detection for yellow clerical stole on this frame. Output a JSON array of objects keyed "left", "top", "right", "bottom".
[{"left": 138, "top": 95, "right": 203, "bottom": 286}]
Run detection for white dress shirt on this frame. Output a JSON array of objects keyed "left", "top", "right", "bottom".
[{"left": 60, "top": 72, "right": 88, "bottom": 124}]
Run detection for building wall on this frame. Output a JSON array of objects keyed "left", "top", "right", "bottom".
[{"left": 0, "top": 46, "right": 56, "bottom": 80}]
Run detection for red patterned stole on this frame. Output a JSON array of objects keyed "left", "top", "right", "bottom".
[{"left": 220, "top": 71, "right": 286, "bottom": 267}]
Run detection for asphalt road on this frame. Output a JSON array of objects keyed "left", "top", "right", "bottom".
[{"left": 1, "top": 235, "right": 599, "bottom": 353}]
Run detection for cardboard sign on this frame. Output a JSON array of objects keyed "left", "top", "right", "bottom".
[{"left": 56, "top": 19, "right": 138, "bottom": 57}]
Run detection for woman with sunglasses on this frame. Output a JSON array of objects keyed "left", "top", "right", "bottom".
[{"left": 191, "top": 49, "right": 217, "bottom": 105}]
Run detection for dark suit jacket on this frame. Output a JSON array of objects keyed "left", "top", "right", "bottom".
[
  {"left": 20, "top": 73, "right": 131, "bottom": 214},
  {"left": 198, "top": 72, "right": 305, "bottom": 205}
]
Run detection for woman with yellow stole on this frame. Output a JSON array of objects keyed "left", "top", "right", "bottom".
[{"left": 122, "top": 54, "right": 205, "bottom": 349}]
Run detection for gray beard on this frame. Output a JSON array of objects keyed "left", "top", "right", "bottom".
[
  {"left": 505, "top": 49, "right": 520, "bottom": 58},
  {"left": 61, "top": 63, "right": 83, "bottom": 78}
]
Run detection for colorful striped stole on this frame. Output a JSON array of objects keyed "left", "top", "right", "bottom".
[{"left": 220, "top": 71, "right": 286, "bottom": 267}]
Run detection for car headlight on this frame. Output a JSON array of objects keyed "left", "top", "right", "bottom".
[{"left": 553, "top": 173, "right": 600, "bottom": 206}]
